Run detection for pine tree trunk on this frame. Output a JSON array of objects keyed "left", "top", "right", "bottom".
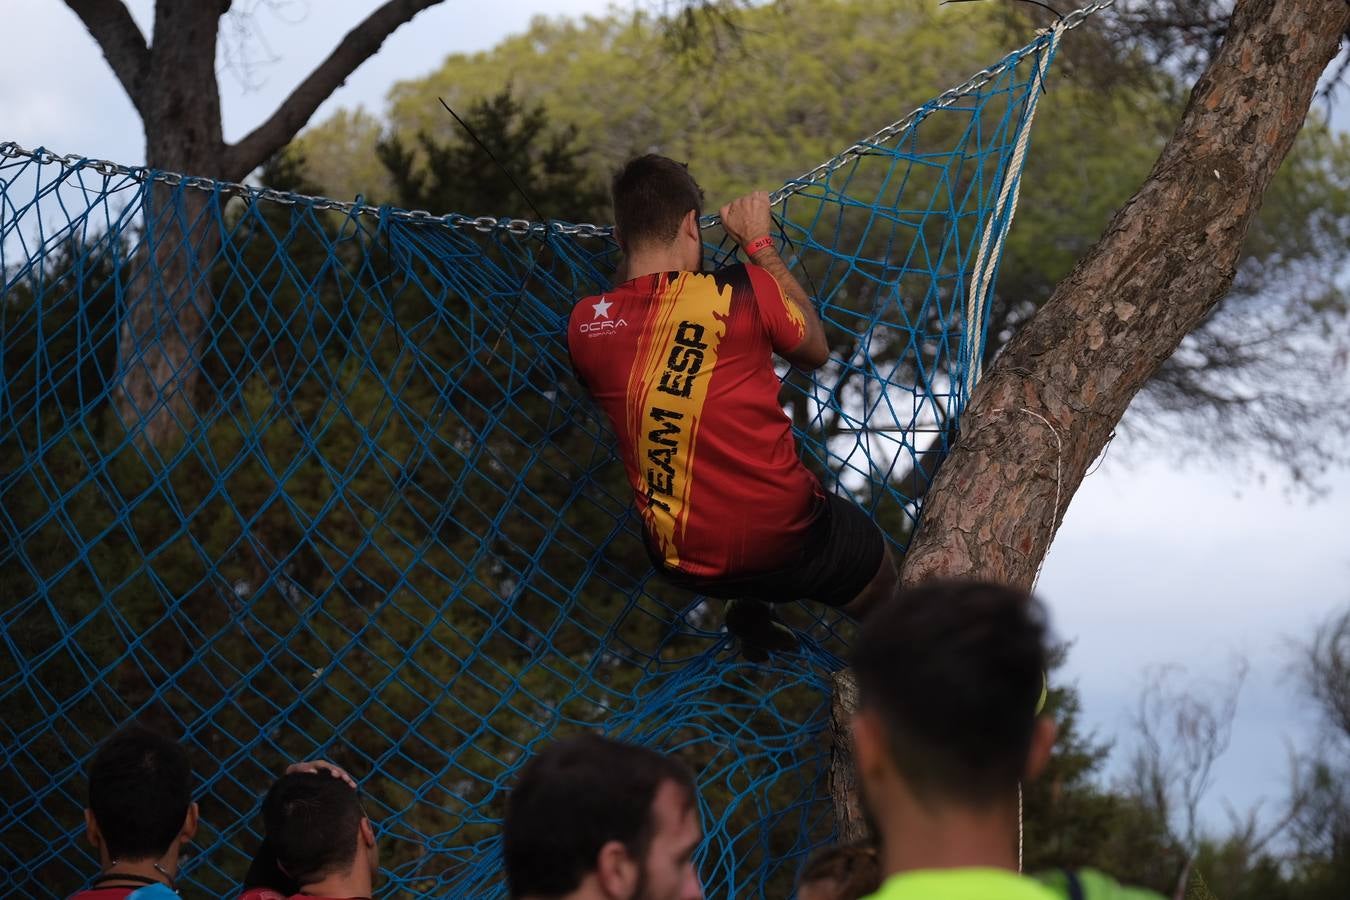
[
  {"left": 832, "top": 0, "right": 1350, "bottom": 836},
  {"left": 902, "top": 0, "right": 1349, "bottom": 589},
  {"left": 115, "top": 1, "right": 227, "bottom": 445},
  {"left": 118, "top": 185, "right": 220, "bottom": 444},
  {"left": 98, "top": 0, "right": 448, "bottom": 444}
]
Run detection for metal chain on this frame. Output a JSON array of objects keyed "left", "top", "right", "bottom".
[
  {"left": 0, "top": 0, "right": 1114, "bottom": 238},
  {"left": 0, "top": 140, "right": 609, "bottom": 239}
]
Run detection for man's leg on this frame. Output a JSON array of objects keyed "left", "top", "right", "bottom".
[
  {"left": 654, "top": 562, "right": 801, "bottom": 661},
  {"left": 798, "top": 494, "right": 896, "bottom": 620},
  {"left": 724, "top": 598, "right": 799, "bottom": 662},
  {"left": 841, "top": 544, "right": 897, "bottom": 621},
  {"left": 729, "top": 507, "right": 896, "bottom": 661}
]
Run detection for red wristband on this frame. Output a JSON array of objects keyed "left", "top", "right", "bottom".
[{"left": 743, "top": 235, "right": 775, "bottom": 256}]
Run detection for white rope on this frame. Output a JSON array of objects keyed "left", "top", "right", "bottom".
[
  {"left": 963, "top": 24, "right": 1065, "bottom": 403},
  {"left": 1018, "top": 780, "right": 1025, "bottom": 872},
  {"left": 1012, "top": 406, "right": 1064, "bottom": 591},
  {"left": 999, "top": 403, "right": 1062, "bottom": 877},
  {"left": 958, "top": 9, "right": 1118, "bottom": 879}
]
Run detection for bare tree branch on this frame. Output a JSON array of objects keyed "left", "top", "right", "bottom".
[
  {"left": 1305, "top": 605, "right": 1350, "bottom": 742},
  {"left": 64, "top": 0, "right": 152, "bottom": 115},
  {"left": 1128, "top": 662, "right": 1247, "bottom": 849},
  {"left": 224, "top": 0, "right": 449, "bottom": 180},
  {"left": 1287, "top": 606, "right": 1350, "bottom": 863},
  {"left": 1220, "top": 740, "right": 1310, "bottom": 858}
]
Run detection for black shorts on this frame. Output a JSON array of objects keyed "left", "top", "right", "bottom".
[{"left": 655, "top": 492, "right": 887, "bottom": 608}]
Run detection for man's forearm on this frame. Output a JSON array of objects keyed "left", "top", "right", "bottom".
[
  {"left": 720, "top": 190, "right": 829, "bottom": 365},
  {"left": 749, "top": 246, "right": 827, "bottom": 348}
]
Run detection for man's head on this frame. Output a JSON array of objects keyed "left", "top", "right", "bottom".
[
  {"left": 261, "top": 771, "right": 378, "bottom": 887},
  {"left": 850, "top": 581, "right": 1055, "bottom": 819},
  {"left": 611, "top": 155, "right": 705, "bottom": 270},
  {"left": 796, "top": 842, "right": 881, "bottom": 900},
  {"left": 84, "top": 724, "right": 197, "bottom": 866},
  {"left": 503, "top": 735, "right": 702, "bottom": 900}
]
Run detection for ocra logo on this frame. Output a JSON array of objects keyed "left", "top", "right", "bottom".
[{"left": 579, "top": 296, "right": 628, "bottom": 336}]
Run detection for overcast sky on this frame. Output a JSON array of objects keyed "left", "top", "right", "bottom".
[{"left": 3, "top": 0, "right": 1348, "bottom": 840}]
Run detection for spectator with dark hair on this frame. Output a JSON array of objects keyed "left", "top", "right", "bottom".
[
  {"left": 71, "top": 724, "right": 197, "bottom": 899},
  {"left": 797, "top": 841, "right": 881, "bottom": 900},
  {"left": 503, "top": 734, "right": 703, "bottom": 900},
  {"left": 849, "top": 581, "right": 1162, "bottom": 900},
  {"left": 568, "top": 155, "right": 897, "bottom": 661},
  {"left": 238, "top": 761, "right": 376, "bottom": 900}
]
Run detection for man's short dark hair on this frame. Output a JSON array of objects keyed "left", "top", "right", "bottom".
[
  {"left": 611, "top": 155, "right": 705, "bottom": 251},
  {"left": 851, "top": 580, "right": 1049, "bottom": 806},
  {"left": 87, "top": 724, "right": 193, "bottom": 862},
  {"left": 503, "top": 735, "right": 696, "bottom": 899},
  {"left": 262, "top": 772, "right": 364, "bottom": 884}
]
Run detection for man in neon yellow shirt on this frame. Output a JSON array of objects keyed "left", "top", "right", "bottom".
[{"left": 849, "top": 581, "right": 1164, "bottom": 900}]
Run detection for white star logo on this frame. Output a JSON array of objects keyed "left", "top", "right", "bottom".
[{"left": 592, "top": 297, "right": 613, "bottom": 319}]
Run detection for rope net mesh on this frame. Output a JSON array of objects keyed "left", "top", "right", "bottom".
[{"left": 0, "top": 32, "right": 1057, "bottom": 898}]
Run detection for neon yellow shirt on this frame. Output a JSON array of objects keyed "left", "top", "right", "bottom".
[
  {"left": 863, "top": 867, "right": 1165, "bottom": 900},
  {"left": 864, "top": 868, "right": 1059, "bottom": 900}
]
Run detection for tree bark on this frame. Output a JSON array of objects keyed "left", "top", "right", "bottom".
[
  {"left": 829, "top": 670, "right": 872, "bottom": 845},
  {"left": 114, "top": 1, "right": 230, "bottom": 444},
  {"left": 65, "top": 0, "right": 449, "bottom": 444},
  {"left": 831, "top": 0, "right": 1350, "bottom": 836},
  {"left": 901, "top": 0, "right": 1350, "bottom": 590}
]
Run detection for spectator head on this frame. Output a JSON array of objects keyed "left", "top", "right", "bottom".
[
  {"left": 849, "top": 581, "right": 1055, "bottom": 822},
  {"left": 261, "top": 771, "right": 377, "bottom": 888},
  {"left": 84, "top": 724, "right": 197, "bottom": 867},
  {"left": 611, "top": 155, "right": 705, "bottom": 269},
  {"left": 796, "top": 842, "right": 882, "bottom": 900},
  {"left": 503, "top": 735, "right": 702, "bottom": 900}
]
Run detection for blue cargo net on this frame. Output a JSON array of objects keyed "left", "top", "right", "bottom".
[{"left": 0, "top": 22, "right": 1068, "bottom": 899}]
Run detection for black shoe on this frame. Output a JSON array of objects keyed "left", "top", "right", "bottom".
[{"left": 724, "top": 598, "right": 799, "bottom": 662}]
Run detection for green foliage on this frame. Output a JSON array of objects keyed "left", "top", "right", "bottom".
[
  {"left": 375, "top": 88, "right": 606, "bottom": 221},
  {"left": 314, "top": 0, "right": 1139, "bottom": 208},
  {"left": 290, "top": 107, "right": 392, "bottom": 203}
]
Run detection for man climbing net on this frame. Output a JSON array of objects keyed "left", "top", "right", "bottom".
[{"left": 567, "top": 155, "right": 899, "bottom": 660}]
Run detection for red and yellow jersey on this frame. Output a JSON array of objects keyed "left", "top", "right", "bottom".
[{"left": 567, "top": 263, "right": 823, "bottom": 579}]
